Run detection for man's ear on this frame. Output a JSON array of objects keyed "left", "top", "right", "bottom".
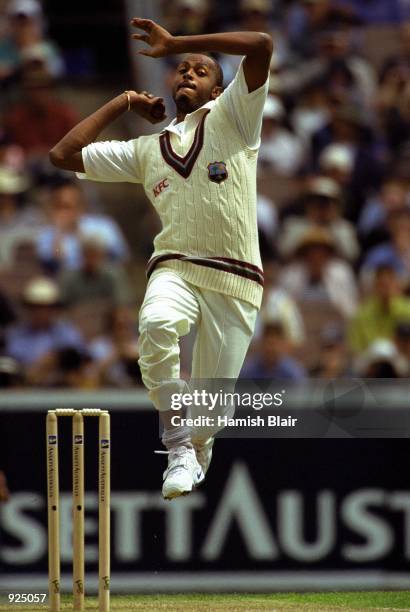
[{"left": 211, "top": 86, "right": 223, "bottom": 100}]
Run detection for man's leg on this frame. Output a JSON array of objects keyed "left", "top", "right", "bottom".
[
  {"left": 189, "top": 290, "right": 258, "bottom": 471},
  {"left": 138, "top": 269, "right": 204, "bottom": 498}
]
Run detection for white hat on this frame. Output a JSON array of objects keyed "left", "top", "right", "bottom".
[
  {"left": 23, "top": 277, "right": 60, "bottom": 306},
  {"left": 306, "top": 176, "right": 342, "bottom": 201},
  {"left": 7, "top": 0, "right": 42, "bottom": 17},
  {"left": 0, "top": 168, "right": 29, "bottom": 194},
  {"left": 263, "top": 95, "right": 285, "bottom": 120},
  {"left": 0, "top": 357, "right": 20, "bottom": 375},
  {"left": 356, "top": 339, "right": 407, "bottom": 376},
  {"left": 319, "top": 144, "right": 354, "bottom": 173}
]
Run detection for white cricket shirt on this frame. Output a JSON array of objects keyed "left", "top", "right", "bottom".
[{"left": 79, "top": 60, "right": 269, "bottom": 308}]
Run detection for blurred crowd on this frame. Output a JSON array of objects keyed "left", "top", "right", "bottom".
[{"left": 0, "top": 0, "right": 409, "bottom": 388}]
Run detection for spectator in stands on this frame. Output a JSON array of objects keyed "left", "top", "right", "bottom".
[
  {"left": 362, "top": 208, "right": 410, "bottom": 278},
  {"left": 256, "top": 259, "right": 305, "bottom": 349},
  {"left": 310, "top": 324, "right": 350, "bottom": 378},
  {"left": 287, "top": 0, "right": 360, "bottom": 59},
  {"left": 0, "top": 0, "right": 64, "bottom": 84},
  {"left": 395, "top": 320, "right": 410, "bottom": 375},
  {"left": 280, "top": 226, "right": 358, "bottom": 318},
  {"left": 358, "top": 177, "right": 409, "bottom": 249},
  {"left": 355, "top": 338, "right": 407, "bottom": 378},
  {"left": 310, "top": 103, "right": 382, "bottom": 220},
  {"left": 52, "top": 346, "right": 97, "bottom": 389},
  {"left": 319, "top": 142, "right": 354, "bottom": 187},
  {"left": 0, "top": 355, "right": 21, "bottom": 387},
  {"left": 0, "top": 166, "right": 44, "bottom": 265},
  {"left": 0, "top": 130, "right": 25, "bottom": 171},
  {"left": 238, "top": 0, "right": 274, "bottom": 33},
  {"left": 349, "top": 264, "right": 410, "bottom": 354},
  {"left": 241, "top": 321, "right": 306, "bottom": 380},
  {"left": 167, "top": 0, "right": 210, "bottom": 36},
  {"left": 257, "top": 192, "right": 278, "bottom": 259},
  {"left": 3, "top": 65, "right": 78, "bottom": 159},
  {"left": 219, "top": 0, "right": 277, "bottom": 83},
  {"left": 377, "top": 25, "right": 410, "bottom": 153},
  {"left": 381, "top": 20, "right": 410, "bottom": 75},
  {"left": 89, "top": 306, "right": 142, "bottom": 387},
  {"left": 59, "top": 236, "right": 132, "bottom": 307},
  {"left": 291, "top": 81, "right": 331, "bottom": 147},
  {"left": 279, "top": 177, "right": 359, "bottom": 262},
  {"left": 281, "top": 16, "right": 377, "bottom": 110},
  {"left": 37, "top": 179, "right": 129, "bottom": 273},
  {"left": 5, "top": 277, "right": 84, "bottom": 383},
  {"left": 259, "top": 95, "right": 304, "bottom": 176}
]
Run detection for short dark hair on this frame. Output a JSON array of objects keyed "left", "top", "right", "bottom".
[
  {"left": 263, "top": 321, "right": 286, "bottom": 338},
  {"left": 198, "top": 53, "right": 224, "bottom": 87},
  {"left": 49, "top": 177, "right": 81, "bottom": 193},
  {"left": 375, "top": 263, "right": 397, "bottom": 277},
  {"left": 210, "top": 56, "right": 224, "bottom": 87}
]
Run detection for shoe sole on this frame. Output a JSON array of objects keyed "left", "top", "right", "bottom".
[
  {"left": 163, "top": 477, "right": 204, "bottom": 500},
  {"left": 163, "top": 489, "right": 191, "bottom": 500}
]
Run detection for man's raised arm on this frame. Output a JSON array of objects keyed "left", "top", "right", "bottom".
[
  {"left": 49, "top": 91, "right": 166, "bottom": 173},
  {"left": 131, "top": 18, "right": 273, "bottom": 92}
]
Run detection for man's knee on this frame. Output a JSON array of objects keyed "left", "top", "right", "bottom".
[
  {"left": 139, "top": 312, "right": 177, "bottom": 345},
  {"left": 138, "top": 314, "right": 181, "bottom": 382}
]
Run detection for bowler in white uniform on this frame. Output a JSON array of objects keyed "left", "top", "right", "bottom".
[{"left": 50, "top": 17, "right": 273, "bottom": 499}]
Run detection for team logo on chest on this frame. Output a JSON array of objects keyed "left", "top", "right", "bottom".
[{"left": 207, "top": 161, "right": 228, "bottom": 184}]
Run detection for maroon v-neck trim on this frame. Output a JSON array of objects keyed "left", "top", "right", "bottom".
[{"left": 159, "top": 110, "right": 210, "bottom": 179}]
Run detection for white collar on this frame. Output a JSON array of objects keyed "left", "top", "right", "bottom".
[{"left": 164, "top": 99, "right": 216, "bottom": 134}]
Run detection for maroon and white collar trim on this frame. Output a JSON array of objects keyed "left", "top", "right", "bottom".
[
  {"left": 159, "top": 110, "right": 210, "bottom": 179},
  {"left": 147, "top": 253, "right": 264, "bottom": 287}
]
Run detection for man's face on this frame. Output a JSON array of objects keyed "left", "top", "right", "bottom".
[
  {"left": 304, "top": 244, "right": 331, "bottom": 279},
  {"left": 306, "top": 196, "right": 338, "bottom": 224},
  {"left": 49, "top": 186, "right": 83, "bottom": 231},
  {"left": 374, "top": 269, "right": 400, "bottom": 300},
  {"left": 83, "top": 244, "right": 105, "bottom": 272},
  {"left": 172, "top": 55, "right": 222, "bottom": 114},
  {"left": 26, "top": 305, "right": 56, "bottom": 329},
  {"left": 260, "top": 330, "right": 288, "bottom": 365}
]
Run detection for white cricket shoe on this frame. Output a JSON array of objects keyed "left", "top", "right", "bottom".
[
  {"left": 162, "top": 445, "right": 204, "bottom": 500},
  {"left": 193, "top": 437, "right": 214, "bottom": 476}
]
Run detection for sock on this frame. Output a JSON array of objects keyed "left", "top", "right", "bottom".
[{"left": 162, "top": 425, "right": 192, "bottom": 450}]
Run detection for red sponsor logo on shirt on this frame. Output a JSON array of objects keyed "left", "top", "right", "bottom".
[{"left": 153, "top": 178, "right": 169, "bottom": 198}]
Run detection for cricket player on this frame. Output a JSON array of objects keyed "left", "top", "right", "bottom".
[{"left": 50, "top": 18, "right": 273, "bottom": 499}]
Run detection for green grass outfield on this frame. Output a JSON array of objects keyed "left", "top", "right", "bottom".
[{"left": 1, "top": 593, "right": 410, "bottom": 611}]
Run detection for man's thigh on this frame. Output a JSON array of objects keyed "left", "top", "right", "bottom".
[
  {"left": 139, "top": 269, "right": 200, "bottom": 337},
  {"left": 192, "top": 290, "right": 257, "bottom": 378}
]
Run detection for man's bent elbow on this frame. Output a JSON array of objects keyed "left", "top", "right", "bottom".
[
  {"left": 258, "top": 32, "right": 273, "bottom": 56},
  {"left": 49, "top": 147, "right": 65, "bottom": 169}
]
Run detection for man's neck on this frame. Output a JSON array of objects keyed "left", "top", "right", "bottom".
[{"left": 176, "top": 111, "right": 187, "bottom": 124}]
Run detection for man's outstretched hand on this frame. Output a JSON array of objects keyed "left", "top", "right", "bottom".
[{"left": 131, "top": 18, "right": 174, "bottom": 58}]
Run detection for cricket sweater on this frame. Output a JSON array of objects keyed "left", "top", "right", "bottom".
[{"left": 79, "top": 60, "right": 269, "bottom": 309}]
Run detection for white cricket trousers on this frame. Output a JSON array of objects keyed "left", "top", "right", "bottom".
[{"left": 138, "top": 269, "right": 258, "bottom": 441}]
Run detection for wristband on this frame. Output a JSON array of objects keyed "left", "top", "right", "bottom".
[{"left": 124, "top": 90, "right": 132, "bottom": 111}]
